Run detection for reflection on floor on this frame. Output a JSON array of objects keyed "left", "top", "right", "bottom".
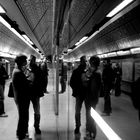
[{"left": 1, "top": 73, "right": 140, "bottom": 140}]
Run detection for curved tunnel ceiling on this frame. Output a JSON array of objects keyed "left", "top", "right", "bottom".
[
  {"left": 64, "top": 0, "right": 140, "bottom": 61},
  {"left": 0, "top": 21, "right": 41, "bottom": 59},
  {"left": 0, "top": 0, "right": 139, "bottom": 61}
]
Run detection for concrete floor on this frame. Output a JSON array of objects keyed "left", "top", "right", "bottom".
[{"left": 1, "top": 71, "right": 140, "bottom": 140}]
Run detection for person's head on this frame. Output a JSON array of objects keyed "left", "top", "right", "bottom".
[
  {"left": 0, "top": 57, "right": 3, "bottom": 67},
  {"left": 79, "top": 55, "right": 87, "bottom": 69},
  {"left": 30, "top": 55, "right": 36, "bottom": 63},
  {"left": 29, "top": 55, "right": 36, "bottom": 67},
  {"left": 89, "top": 55, "right": 100, "bottom": 71},
  {"left": 80, "top": 55, "right": 87, "bottom": 65},
  {"left": 103, "top": 58, "right": 111, "bottom": 67},
  {"left": 15, "top": 54, "right": 27, "bottom": 70}
]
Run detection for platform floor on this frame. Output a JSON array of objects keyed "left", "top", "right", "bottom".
[{"left": 1, "top": 72, "right": 140, "bottom": 140}]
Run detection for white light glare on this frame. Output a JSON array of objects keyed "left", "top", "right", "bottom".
[
  {"left": 107, "top": 0, "right": 134, "bottom": 17},
  {"left": 130, "top": 47, "right": 140, "bottom": 54},
  {"left": 75, "top": 36, "right": 88, "bottom": 46},
  {"left": 79, "top": 36, "right": 88, "bottom": 43},
  {"left": 0, "top": 16, "right": 37, "bottom": 53},
  {"left": 0, "top": 5, "right": 6, "bottom": 13},
  {"left": 90, "top": 108, "right": 122, "bottom": 140},
  {"left": 22, "top": 35, "right": 34, "bottom": 45}
]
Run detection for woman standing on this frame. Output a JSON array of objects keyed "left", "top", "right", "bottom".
[{"left": 85, "top": 55, "right": 102, "bottom": 139}]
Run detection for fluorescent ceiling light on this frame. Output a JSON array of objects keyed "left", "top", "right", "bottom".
[
  {"left": 67, "top": 49, "right": 72, "bottom": 52},
  {"left": 0, "top": 51, "right": 16, "bottom": 58},
  {"left": 0, "top": 16, "right": 38, "bottom": 53},
  {"left": 75, "top": 42, "right": 81, "bottom": 46},
  {"left": 79, "top": 36, "right": 88, "bottom": 43},
  {"left": 107, "top": 52, "right": 117, "bottom": 57},
  {"left": 130, "top": 47, "right": 140, "bottom": 54},
  {"left": 91, "top": 108, "right": 122, "bottom": 140},
  {"left": 117, "top": 50, "right": 131, "bottom": 56},
  {"left": 75, "top": 36, "right": 88, "bottom": 46},
  {"left": 0, "top": 5, "right": 6, "bottom": 13},
  {"left": 22, "top": 34, "right": 34, "bottom": 45},
  {"left": 106, "top": 0, "right": 134, "bottom": 17}
]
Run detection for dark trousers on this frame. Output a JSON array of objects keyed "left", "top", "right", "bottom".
[
  {"left": 15, "top": 99, "right": 30, "bottom": 138},
  {"left": 85, "top": 101, "right": 96, "bottom": 135},
  {"left": 0, "top": 84, "right": 5, "bottom": 115},
  {"left": 103, "top": 83, "right": 112, "bottom": 113},
  {"left": 0, "top": 100, "right": 4, "bottom": 115},
  {"left": 30, "top": 97, "right": 40, "bottom": 128},
  {"left": 60, "top": 77, "right": 66, "bottom": 92},
  {"left": 114, "top": 78, "right": 121, "bottom": 96},
  {"left": 43, "top": 76, "right": 48, "bottom": 92},
  {"left": 75, "top": 97, "right": 85, "bottom": 128}
]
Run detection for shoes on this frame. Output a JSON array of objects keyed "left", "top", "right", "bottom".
[
  {"left": 74, "top": 127, "right": 80, "bottom": 134},
  {"left": 25, "top": 132, "right": 29, "bottom": 137},
  {"left": 18, "top": 138, "right": 32, "bottom": 140},
  {"left": 35, "top": 128, "right": 41, "bottom": 134},
  {"left": 0, "top": 113, "right": 8, "bottom": 117},
  {"left": 17, "top": 135, "right": 31, "bottom": 140},
  {"left": 59, "top": 91, "right": 63, "bottom": 94},
  {"left": 45, "top": 91, "right": 49, "bottom": 94},
  {"left": 101, "top": 112, "right": 110, "bottom": 116},
  {"left": 59, "top": 90, "right": 65, "bottom": 94},
  {"left": 85, "top": 130, "right": 96, "bottom": 140}
]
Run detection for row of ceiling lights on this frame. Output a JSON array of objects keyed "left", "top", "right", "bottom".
[
  {"left": 64, "top": 0, "right": 134, "bottom": 56},
  {"left": 65, "top": 47, "right": 140, "bottom": 63},
  {"left": 0, "top": 4, "right": 44, "bottom": 58}
]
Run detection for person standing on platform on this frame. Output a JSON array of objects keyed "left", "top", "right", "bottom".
[
  {"left": 131, "top": 77, "right": 140, "bottom": 121},
  {"left": 102, "top": 59, "right": 115, "bottom": 116},
  {"left": 84, "top": 55, "right": 102, "bottom": 139},
  {"left": 12, "top": 54, "right": 31, "bottom": 140},
  {"left": 59, "top": 61, "right": 67, "bottom": 93},
  {"left": 0, "top": 58, "right": 9, "bottom": 117},
  {"left": 114, "top": 62, "right": 122, "bottom": 96},
  {"left": 27, "top": 55, "right": 44, "bottom": 135},
  {"left": 70, "top": 55, "right": 87, "bottom": 134},
  {"left": 40, "top": 58, "right": 49, "bottom": 93}
]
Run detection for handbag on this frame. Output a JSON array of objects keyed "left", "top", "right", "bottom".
[{"left": 8, "top": 82, "right": 14, "bottom": 98}]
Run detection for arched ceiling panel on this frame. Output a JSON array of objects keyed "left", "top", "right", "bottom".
[
  {"left": 0, "top": 22, "right": 41, "bottom": 59},
  {"left": 65, "top": 2, "right": 140, "bottom": 60}
]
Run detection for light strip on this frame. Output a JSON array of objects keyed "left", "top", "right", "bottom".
[
  {"left": 106, "top": 0, "right": 134, "bottom": 17},
  {"left": 79, "top": 36, "right": 88, "bottom": 43},
  {"left": 22, "top": 34, "right": 34, "bottom": 45},
  {"left": 130, "top": 47, "right": 140, "bottom": 54},
  {"left": 0, "top": 5, "right": 6, "bottom": 13},
  {"left": 91, "top": 108, "right": 122, "bottom": 140},
  {"left": 0, "top": 51, "right": 16, "bottom": 58},
  {"left": 75, "top": 36, "right": 88, "bottom": 46},
  {"left": 0, "top": 16, "right": 38, "bottom": 53}
]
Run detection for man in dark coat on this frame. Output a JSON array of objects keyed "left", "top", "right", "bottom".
[
  {"left": 131, "top": 77, "right": 140, "bottom": 121},
  {"left": 40, "top": 58, "right": 49, "bottom": 93},
  {"left": 102, "top": 59, "right": 115, "bottom": 116},
  {"left": 70, "top": 55, "right": 87, "bottom": 134},
  {"left": 12, "top": 54, "right": 30, "bottom": 140},
  {"left": 59, "top": 61, "right": 67, "bottom": 93},
  {"left": 0, "top": 58, "right": 9, "bottom": 117},
  {"left": 27, "top": 55, "right": 44, "bottom": 134}
]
